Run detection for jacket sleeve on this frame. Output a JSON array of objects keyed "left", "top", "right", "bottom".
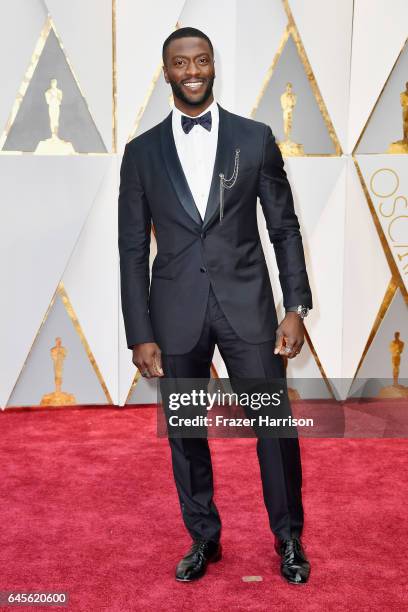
[
  {"left": 118, "top": 142, "right": 155, "bottom": 349},
  {"left": 257, "top": 125, "right": 313, "bottom": 310}
]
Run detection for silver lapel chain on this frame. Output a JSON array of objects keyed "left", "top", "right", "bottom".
[{"left": 219, "top": 148, "right": 240, "bottom": 224}]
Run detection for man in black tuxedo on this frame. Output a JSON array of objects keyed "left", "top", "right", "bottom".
[{"left": 119, "top": 27, "right": 313, "bottom": 584}]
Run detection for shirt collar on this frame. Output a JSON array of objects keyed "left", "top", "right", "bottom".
[{"left": 172, "top": 99, "right": 219, "bottom": 133}]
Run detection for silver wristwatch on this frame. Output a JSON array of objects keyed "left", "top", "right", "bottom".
[{"left": 286, "top": 305, "right": 309, "bottom": 319}]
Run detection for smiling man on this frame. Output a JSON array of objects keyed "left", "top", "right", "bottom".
[{"left": 118, "top": 27, "right": 313, "bottom": 584}]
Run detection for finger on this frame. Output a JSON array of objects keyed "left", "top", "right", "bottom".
[
  {"left": 139, "top": 362, "right": 152, "bottom": 378},
  {"left": 146, "top": 357, "right": 161, "bottom": 378},
  {"left": 279, "top": 336, "right": 294, "bottom": 356},
  {"left": 274, "top": 330, "right": 284, "bottom": 354},
  {"left": 280, "top": 345, "right": 293, "bottom": 356},
  {"left": 293, "top": 338, "right": 304, "bottom": 353},
  {"left": 295, "top": 340, "right": 304, "bottom": 354},
  {"left": 281, "top": 336, "right": 302, "bottom": 357},
  {"left": 291, "top": 347, "right": 301, "bottom": 357},
  {"left": 286, "top": 340, "right": 302, "bottom": 358},
  {"left": 153, "top": 352, "right": 164, "bottom": 376}
]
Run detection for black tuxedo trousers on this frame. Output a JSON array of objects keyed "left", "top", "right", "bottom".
[{"left": 160, "top": 285, "right": 304, "bottom": 543}]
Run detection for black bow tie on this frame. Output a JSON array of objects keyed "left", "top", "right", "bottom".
[{"left": 181, "top": 110, "right": 212, "bottom": 134}]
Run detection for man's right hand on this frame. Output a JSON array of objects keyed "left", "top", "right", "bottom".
[{"left": 132, "top": 342, "right": 164, "bottom": 378}]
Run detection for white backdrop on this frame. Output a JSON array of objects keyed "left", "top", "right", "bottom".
[{"left": 1, "top": 0, "right": 407, "bottom": 408}]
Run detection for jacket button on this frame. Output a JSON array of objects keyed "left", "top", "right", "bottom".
[
  {"left": 200, "top": 231, "right": 206, "bottom": 239},
  {"left": 200, "top": 266, "right": 207, "bottom": 273}
]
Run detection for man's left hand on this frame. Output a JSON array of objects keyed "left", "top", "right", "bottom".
[{"left": 274, "top": 312, "right": 305, "bottom": 358}]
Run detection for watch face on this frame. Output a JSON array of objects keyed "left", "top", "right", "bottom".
[{"left": 298, "top": 306, "right": 309, "bottom": 318}]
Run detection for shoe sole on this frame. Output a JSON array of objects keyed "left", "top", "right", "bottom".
[
  {"left": 175, "top": 550, "right": 222, "bottom": 582},
  {"left": 280, "top": 567, "right": 311, "bottom": 585},
  {"left": 280, "top": 575, "right": 310, "bottom": 585}
]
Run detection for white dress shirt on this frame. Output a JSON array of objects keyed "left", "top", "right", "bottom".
[{"left": 172, "top": 99, "right": 219, "bottom": 221}]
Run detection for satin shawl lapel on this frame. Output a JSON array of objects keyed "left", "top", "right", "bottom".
[{"left": 160, "top": 112, "right": 202, "bottom": 226}]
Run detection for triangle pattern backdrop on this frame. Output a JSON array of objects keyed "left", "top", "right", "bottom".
[
  {"left": 341, "top": 157, "right": 392, "bottom": 382},
  {"left": 1, "top": 18, "right": 106, "bottom": 153},
  {"left": 0, "top": 154, "right": 110, "bottom": 408},
  {"left": 62, "top": 157, "right": 119, "bottom": 403},
  {"left": 0, "top": 0, "right": 48, "bottom": 141},
  {"left": 252, "top": 29, "right": 339, "bottom": 155},
  {"left": 7, "top": 285, "right": 111, "bottom": 408},
  {"left": 44, "top": 0, "right": 113, "bottom": 151},
  {"left": 288, "top": 0, "right": 354, "bottom": 152},
  {"left": 356, "top": 155, "right": 408, "bottom": 295},
  {"left": 128, "top": 68, "right": 173, "bottom": 140},
  {"left": 354, "top": 38, "right": 408, "bottom": 154},
  {"left": 1, "top": 0, "right": 408, "bottom": 406},
  {"left": 348, "top": 288, "right": 408, "bottom": 399},
  {"left": 348, "top": 0, "right": 408, "bottom": 152}
]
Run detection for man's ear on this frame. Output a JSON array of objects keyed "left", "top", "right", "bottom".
[{"left": 163, "top": 66, "right": 169, "bottom": 84}]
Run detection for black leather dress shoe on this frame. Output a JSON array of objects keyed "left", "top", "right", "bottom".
[
  {"left": 175, "top": 539, "right": 222, "bottom": 582},
  {"left": 274, "top": 537, "right": 310, "bottom": 584}
]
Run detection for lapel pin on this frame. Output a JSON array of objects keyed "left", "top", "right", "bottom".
[{"left": 219, "top": 148, "right": 240, "bottom": 223}]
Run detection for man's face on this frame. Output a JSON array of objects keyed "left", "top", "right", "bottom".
[{"left": 163, "top": 36, "right": 215, "bottom": 107}]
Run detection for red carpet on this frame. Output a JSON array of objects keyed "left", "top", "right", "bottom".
[{"left": 0, "top": 405, "right": 407, "bottom": 611}]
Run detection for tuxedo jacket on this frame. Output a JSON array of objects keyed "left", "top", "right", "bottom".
[{"left": 118, "top": 102, "right": 313, "bottom": 354}]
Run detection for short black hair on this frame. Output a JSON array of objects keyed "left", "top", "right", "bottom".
[{"left": 162, "top": 27, "right": 213, "bottom": 64}]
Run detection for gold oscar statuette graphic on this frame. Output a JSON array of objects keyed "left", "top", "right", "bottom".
[
  {"left": 35, "top": 79, "right": 75, "bottom": 155},
  {"left": 40, "top": 337, "right": 76, "bottom": 406},
  {"left": 387, "top": 82, "right": 408, "bottom": 154},
  {"left": 277, "top": 82, "right": 305, "bottom": 157},
  {"left": 378, "top": 331, "right": 408, "bottom": 398}
]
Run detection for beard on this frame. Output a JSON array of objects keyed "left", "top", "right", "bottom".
[{"left": 168, "top": 75, "right": 215, "bottom": 107}]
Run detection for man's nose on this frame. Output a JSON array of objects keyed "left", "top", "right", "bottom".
[{"left": 185, "top": 61, "right": 201, "bottom": 78}]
